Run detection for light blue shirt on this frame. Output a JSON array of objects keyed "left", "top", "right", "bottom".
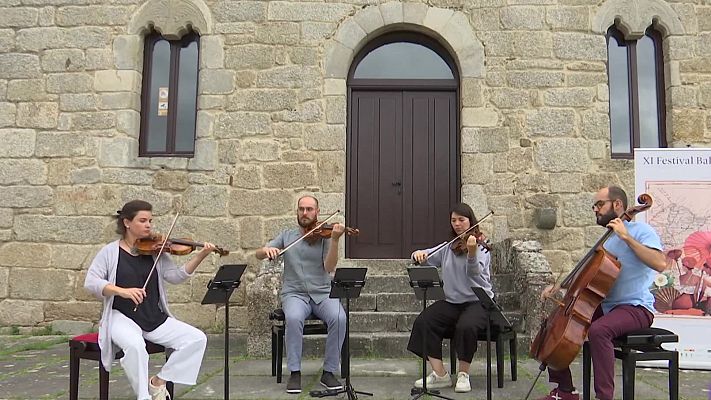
[
  {"left": 601, "top": 221, "right": 663, "bottom": 314},
  {"left": 268, "top": 228, "right": 332, "bottom": 304}
]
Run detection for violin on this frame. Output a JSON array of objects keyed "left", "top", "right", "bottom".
[
  {"left": 134, "top": 234, "right": 229, "bottom": 256},
  {"left": 304, "top": 222, "right": 360, "bottom": 245},
  {"left": 451, "top": 227, "right": 491, "bottom": 254}
]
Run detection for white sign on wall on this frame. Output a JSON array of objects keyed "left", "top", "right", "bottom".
[{"left": 635, "top": 148, "right": 711, "bottom": 370}]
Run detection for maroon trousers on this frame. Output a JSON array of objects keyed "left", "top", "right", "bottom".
[{"left": 548, "top": 304, "right": 653, "bottom": 400}]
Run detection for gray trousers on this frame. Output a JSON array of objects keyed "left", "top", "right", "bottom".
[{"left": 282, "top": 296, "right": 346, "bottom": 373}]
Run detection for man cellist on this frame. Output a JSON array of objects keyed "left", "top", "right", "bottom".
[{"left": 537, "top": 186, "right": 667, "bottom": 400}]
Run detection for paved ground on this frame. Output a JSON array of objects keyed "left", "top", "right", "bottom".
[{"left": 0, "top": 334, "right": 709, "bottom": 400}]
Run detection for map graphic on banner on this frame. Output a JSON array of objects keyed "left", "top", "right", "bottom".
[{"left": 635, "top": 148, "right": 711, "bottom": 369}]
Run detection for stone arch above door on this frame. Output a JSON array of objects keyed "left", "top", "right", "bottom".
[{"left": 324, "top": 2, "right": 484, "bottom": 81}]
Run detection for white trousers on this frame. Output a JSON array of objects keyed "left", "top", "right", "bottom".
[{"left": 109, "top": 310, "right": 207, "bottom": 400}]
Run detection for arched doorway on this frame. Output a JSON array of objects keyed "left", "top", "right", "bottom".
[{"left": 346, "top": 32, "right": 460, "bottom": 259}]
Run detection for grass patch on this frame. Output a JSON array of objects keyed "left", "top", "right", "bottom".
[{"left": 0, "top": 336, "right": 68, "bottom": 357}]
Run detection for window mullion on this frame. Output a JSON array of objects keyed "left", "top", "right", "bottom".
[
  {"left": 166, "top": 43, "right": 180, "bottom": 154},
  {"left": 628, "top": 41, "right": 641, "bottom": 153}
]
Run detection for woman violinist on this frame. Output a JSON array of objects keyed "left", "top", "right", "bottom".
[
  {"left": 84, "top": 200, "right": 216, "bottom": 400},
  {"left": 535, "top": 186, "right": 666, "bottom": 400},
  {"left": 407, "top": 202, "right": 493, "bottom": 393}
]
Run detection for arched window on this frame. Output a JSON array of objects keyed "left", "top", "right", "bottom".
[
  {"left": 349, "top": 32, "right": 458, "bottom": 88},
  {"left": 139, "top": 30, "right": 200, "bottom": 156},
  {"left": 606, "top": 26, "right": 666, "bottom": 159}
]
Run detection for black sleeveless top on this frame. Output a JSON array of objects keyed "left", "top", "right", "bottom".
[{"left": 112, "top": 248, "right": 168, "bottom": 331}]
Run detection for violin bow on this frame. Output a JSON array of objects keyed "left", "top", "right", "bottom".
[
  {"left": 133, "top": 211, "right": 180, "bottom": 312},
  {"left": 415, "top": 211, "right": 494, "bottom": 264},
  {"left": 272, "top": 210, "right": 341, "bottom": 259}
]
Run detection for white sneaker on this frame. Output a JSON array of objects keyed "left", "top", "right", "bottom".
[
  {"left": 454, "top": 371, "right": 471, "bottom": 392},
  {"left": 149, "top": 378, "right": 170, "bottom": 400},
  {"left": 414, "top": 370, "right": 451, "bottom": 389}
]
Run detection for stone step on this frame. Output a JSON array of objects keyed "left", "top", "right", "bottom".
[
  {"left": 349, "top": 311, "right": 417, "bottom": 333},
  {"left": 375, "top": 293, "right": 421, "bottom": 312},
  {"left": 339, "top": 259, "right": 409, "bottom": 275},
  {"left": 364, "top": 291, "right": 520, "bottom": 311},
  {"left": 300, "top": 332, "right": 532, "bottom": 358},
  {"left": 348, "top": 310, "right": 524, "bottom": 333},
  {"left": 355, "top": 272, "right": 517, "bottom": 295}
]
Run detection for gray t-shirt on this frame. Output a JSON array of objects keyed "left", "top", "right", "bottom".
[
  {"left": 412, "top": 243, "right": 493, "bottom": 304},
  {"left": 268, "top": 228, "right": 332, "bottom": 304}
]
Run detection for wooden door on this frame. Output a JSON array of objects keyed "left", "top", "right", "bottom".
[{"left": 347, "top": 90, "right": 458, "bottom": 259}]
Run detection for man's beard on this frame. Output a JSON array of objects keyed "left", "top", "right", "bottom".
[
  {"left": 298, "top": 216, "right": 315, "bottom": 228},
  {"left": 596, "top": 209, "right": 617, "bottom": 227}
]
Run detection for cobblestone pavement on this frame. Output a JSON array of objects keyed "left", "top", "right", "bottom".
[{"left": 0, "top": 335, "right": 709, "bottom": 400}]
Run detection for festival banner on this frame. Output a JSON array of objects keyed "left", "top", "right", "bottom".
[{"left": 635, "top": 148, "right": 711, "bottom": 369}]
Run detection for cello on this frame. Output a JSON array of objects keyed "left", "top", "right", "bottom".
[{"left": 529, "top": 193, "right": 654, "bottom": 371}]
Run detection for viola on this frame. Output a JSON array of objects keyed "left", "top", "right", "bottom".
[
  {"left": 134, "top": 234, "right": 229, "bottom": 256},
  {"left": 304, "top": 222, "right": 360, "bottom": 245}
]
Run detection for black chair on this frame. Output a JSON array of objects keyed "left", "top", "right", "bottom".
[
  {"left": 69, "top": 332, "right": 174, "bottom": 400},
  {"left": 582, "top": 327, "right": 679, "bottom": 400},
  {"left": 448, "top": 325, "right": 518, "bottom": 388},
  {"left": 269, "top": 308, "right": 347, "bottom": 383}
]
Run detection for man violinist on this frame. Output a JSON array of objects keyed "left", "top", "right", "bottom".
[
  {"left": 256, "top": 195, "right": 347, "bottom": 394},
  {"left": 537, "top": 186, "right": 667, "bottom": 400}
]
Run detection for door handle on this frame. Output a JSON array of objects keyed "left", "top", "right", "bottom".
[
  {"left": 392, "top": 181, "right": 402, "bottom": 194},
  {"left": 392, "top": 181, "right": 401, "bottom": 186}
]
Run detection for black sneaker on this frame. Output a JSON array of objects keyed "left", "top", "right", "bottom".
[
  {"left": 320, "top": 371, "right": 343, "bottom": 390},
  {"left": 286, "top": 371, "right": 301, "bottom": 394}
]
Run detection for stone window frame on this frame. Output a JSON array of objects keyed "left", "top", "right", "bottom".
[
  {"left": 606, "top": 25, "right": 667, "bottom": 159},
  {"left": 593, "top": 0, "right": 685, "bottom": 155},
  {"left": 139, "top": 30, "right": 201, "bottom": 157},
  {"left": 106, "top": 0, "right": 221, "bottom": 171}
]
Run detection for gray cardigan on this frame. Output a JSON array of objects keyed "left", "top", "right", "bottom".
[{"left": 83, "top": 240, "right": 193, "bottom": 371}]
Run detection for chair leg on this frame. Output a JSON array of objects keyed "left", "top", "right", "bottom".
[
  {"left": 621, "top": 353, "right": 636, "bottom": 400},
  {"left": 669, "top": 352, "right": 679, "bottom": 400},
  {"left": 99, "top": 362, "right": 110, "bottom": 400},
  {"left": 69, "top": 347, "right": 79, "bottom": 400},
  {"left": 496, "top": 336, "right": 504, "bottom": 388},
  {"left": 509, "top": 336, "right": 517, "bottom": 381},
  {"left": 582, "top": 342, "right": 591, "bottom": 400},
  {"left": 341, "top": 339, "right": 347, "bottom": 379},
  {"left": 167, "top": 381, "right": 175, "bottom": 399},
  {"left": 164, "top": 351, "right": 174, "bottom": 399},
  {"left": 271, "top": 330, "right": 277, "bottom": 377},
  {"left": 276, "top": 330, "right": 284, "bottom": 384},
  {"left": 450, "top": 338, "right": 456, "bottom": 375}
]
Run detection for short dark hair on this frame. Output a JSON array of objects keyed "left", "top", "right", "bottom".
[
  {"left": 607, "top": 186, "right": 628, "bottom": 210},
  {"left": 449, "top": 202, "right": 478, "bottom": 237},
  {"left": 115, "top": 200, "right": 152, "bottom": 235}
]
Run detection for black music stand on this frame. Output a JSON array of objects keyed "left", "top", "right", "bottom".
[
  {"left": 310, "top": 267, "right": 372, "bottom": 400},
  {"left": 407, "top": 266, "right": 454, "bottom": 400},
  {"left": 472, "top": 286, "right": 511, "bottom": 400},
  {"left": 201, "top": 264, "right": 247, "bottom": 400}
]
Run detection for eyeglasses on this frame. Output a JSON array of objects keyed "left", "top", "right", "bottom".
[{"left": 592, "top": 199, "right": 613, "bottom": 210}]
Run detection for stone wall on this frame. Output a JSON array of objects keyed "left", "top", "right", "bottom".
[{"left": 1, "top": 0, "right": 710, "bottom": 332}]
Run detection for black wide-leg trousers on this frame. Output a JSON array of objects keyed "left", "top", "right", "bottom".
[{"left": 407, "top": 299, "right": 489, "bottom": 363}]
